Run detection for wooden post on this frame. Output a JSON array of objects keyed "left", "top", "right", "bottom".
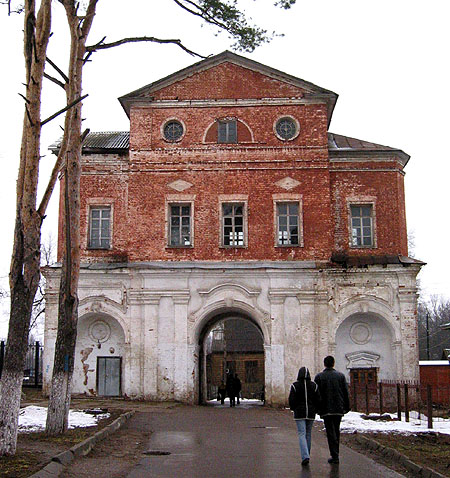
[
  {"left": 365, "top": 384, "right": 369, "bottom": 415},
  {"left": 0, "top": 341, "right": 5, "bottom": 379},
  {"left": 34, "top": 341, "right": 40, "bottom": 388},
  {"left": 427, "top": 385, "right": 433, "bottom": 429},
  {"left": 379, "top": 382, "right": 383, "bottom": 415},
  {"left": 404, "top": 383, "right": 409, "bottom": 422},
  {"left": 417, "top": 386, "right": 421, "bottom": 420},
  {"left": 397, "top": 383, "right": 401, "bottom": 421}
]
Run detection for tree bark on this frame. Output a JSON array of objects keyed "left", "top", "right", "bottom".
[
  {"left": 46, "top": 0, "right": 97, "bottom": 436},
  {"left": 0, "top": 0, "right": 52, "bottom": 456}
]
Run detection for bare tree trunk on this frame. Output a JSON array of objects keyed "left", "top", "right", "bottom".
[
  {"left": 0, "top": 0, "right": 52, "bottom": 456},
  {"left": 46, "top": 0, "right": 98, "bottom": 436}
]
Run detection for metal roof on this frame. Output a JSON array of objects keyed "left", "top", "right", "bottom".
[
  {"left": 328, "top": 132, "right": 410, "bottom": 166},
  {"left": 83, "top": 131, "right": 130, "bottom": 150},
  {"left": 49, "top": 131, "right": 130, "bottom": 154}
]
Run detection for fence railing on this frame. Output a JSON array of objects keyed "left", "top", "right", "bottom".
[
  {"left": 350, "top": 380, "right": 450, "bottom": 429},
  {"left": 0, "top": 341, "right": 43, "bottom": 388}
]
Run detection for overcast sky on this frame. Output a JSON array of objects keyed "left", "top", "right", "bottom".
[{"left": 0, "top": 0, "right": 449, "bottom": 337}]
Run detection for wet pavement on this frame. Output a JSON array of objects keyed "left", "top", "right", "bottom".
[{"left": 124, "top": 400, "right": 405, "bottom": 478}]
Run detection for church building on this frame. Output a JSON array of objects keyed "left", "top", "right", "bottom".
[{"left": 43, "top": 51, "right": 423, "bottom": 405}]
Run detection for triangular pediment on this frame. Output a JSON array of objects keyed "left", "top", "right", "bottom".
[{"left": 119, "top": 51, "right": 337, "bottom": 123}]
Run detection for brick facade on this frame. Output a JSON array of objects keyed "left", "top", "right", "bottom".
[{"left": 45, "top": 51, "right": 422, "bottom": 405}]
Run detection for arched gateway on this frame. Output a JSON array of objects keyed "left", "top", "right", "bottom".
[{"left": 42, "top": 52, "right": 422, "bottom": 405}]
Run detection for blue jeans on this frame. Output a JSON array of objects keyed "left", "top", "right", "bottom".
[{"left": 295, "top": 419, "right": 314, "bottom": 460}]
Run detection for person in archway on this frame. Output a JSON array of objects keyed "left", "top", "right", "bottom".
[
  {"left": 234, "top": 373, "right": 242, "bottom": 405},
  {"left": 226, "top": 372, "right": 236, "bottom": 407},
  {"left": 218, "top": 380, "right": 226, "bottom": 405},
  {"left": 289, "top": 366, "right": 321, "bottom": 467},
  {"left": 314, "top": 355, "right": 350, "bottom": 465}
]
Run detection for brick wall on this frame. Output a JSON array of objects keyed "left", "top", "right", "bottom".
[{"left": 65, "top": 60, "right": 408, "bottom": 263}]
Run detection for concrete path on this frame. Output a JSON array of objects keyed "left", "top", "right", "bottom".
[{"left": 124, "top": 401, "right": 405, "bottom": 478}]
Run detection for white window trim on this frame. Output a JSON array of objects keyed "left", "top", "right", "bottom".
[
  {"left": 86, "top": 199, "right": 114, "bottom": 250},
  {"left": 273, "top": 115, "right": 301, "bottom": 142},
  {"left": 347, "top": 197, "right": 377, "bottom": 249},
  {"left": 165, "top": 194, "right": 195, "bottom": 248},
  {"left": 272, "top": 194, "right": 303, "bottom": 247},
  {"left": 219, "top": 194, "right": 248, "bottom": 248},
  {"left": 161, "top": 117, "right": 186, "bottom": 143}
]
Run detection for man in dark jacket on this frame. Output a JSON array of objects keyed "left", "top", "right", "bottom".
[
  {"left": 314, "top": 356, "right": 350, "bottom": 464},
  {"left": 289, "top": 367, "right": 321, "bottom": 466}
]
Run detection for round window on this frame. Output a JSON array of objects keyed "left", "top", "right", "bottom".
[
  {"left": 275, "top": 117, "right": 298, "bottom": 141},
  {"left": 163, "top": 120, "right": 184, "bottom": 142}
]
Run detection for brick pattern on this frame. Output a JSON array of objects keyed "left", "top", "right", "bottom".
[{"left": 61, "top": 61, "right": 408, "bottom": 263}]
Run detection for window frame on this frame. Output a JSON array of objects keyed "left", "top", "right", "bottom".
[
  {"left": 165, "top": 195, "right": 195, "bottom": 248},
  {"left": 161, "top": 118, "right": 186, "bottom": 143},
  {"left": 273, "top": 115, "right": 300, "bottom": 142},
  {"left": 88, "top": 205, "right": 112, "bottom": 250},
  {"left": 217, "top": 118, "right": 238, "bottom": 144},
  {"left": 347, "top": 199, "right": 377, "bottom": 249},
  {"left": 273, "top": 194, "right": 303, "bottom": 248},
  {"left": 219, "top": 195, "right": 248, "bottom": 248}
]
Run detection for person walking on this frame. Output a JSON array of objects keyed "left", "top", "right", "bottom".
[
  {"left": 289, "top": 366, "right": 321, "bottom": 467},
  {"left": 218, "top": 381, "right": 226, "bottom": 405},
  {"left": 314, "top": 356, "right": 350, "bottom": 465},
  {"left": 234, "top": 373, "right": 242, "bottom": 405},
  {"left": 226, "top": 372, "right": 236, "bottom": 407}
]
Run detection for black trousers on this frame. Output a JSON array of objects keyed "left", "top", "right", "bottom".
[{"left": 323, "top": 415, "right": 342, "bottom": 460}]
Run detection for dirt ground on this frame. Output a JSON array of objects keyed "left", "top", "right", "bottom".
[{"left": 342, "top": 431, "right": 450, "bottom": 478}]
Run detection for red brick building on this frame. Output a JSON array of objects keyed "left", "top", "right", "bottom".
[{"left": 43, "top": 51, "right": 423, "bottom": 404}]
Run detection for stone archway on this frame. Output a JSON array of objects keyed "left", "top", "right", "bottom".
[
  {"left": 73, "top": 312, "right": 126, "bottom": 396},
  {"left": 335, "top": 312, "right": 396, "bottom": 382},
  {"left": 197, "top": 310, "right": 265, "bottom": 405}
]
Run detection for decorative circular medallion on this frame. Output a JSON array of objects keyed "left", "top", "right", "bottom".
[
  {"left": 163, "top": 120, "right": 184, "bottom": 142},
  {"left": 89, "top": 320, "right": 111, "bottom": 343},
  {"left": 349, "top": 322, "right": 372, "bottom": 345},
  {"left": 274, "top": 116, "right": 299, "bottom": 141}
]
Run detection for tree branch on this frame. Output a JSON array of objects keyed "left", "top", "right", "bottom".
[
  {"left": 41, "top": 94, "right": 88, "bottom": 127},
  {"left": 86, "top": 36, "right": 205, "bottom": 58},
  {"left": 46, "top": 56, "right": 70, "bottom": 84},
  {"left": 43, "top": 72, "right": 66, "bottom": 89}
]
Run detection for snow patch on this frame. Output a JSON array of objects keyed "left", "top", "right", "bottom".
[{"left": 18, "top": 405, "right": 110, "bottom": 433}]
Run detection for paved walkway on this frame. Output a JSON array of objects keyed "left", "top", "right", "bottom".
[{"left": 122, "top": 401, "right": 405, "bottom": 478}]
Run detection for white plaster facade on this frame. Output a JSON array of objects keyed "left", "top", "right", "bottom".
[{"left": 42, "top": 261, "right": 421, "bottom": 405}]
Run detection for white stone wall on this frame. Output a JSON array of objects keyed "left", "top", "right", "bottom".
[{"left": 42, "top": 262, "right": 421, "bottom": 405}]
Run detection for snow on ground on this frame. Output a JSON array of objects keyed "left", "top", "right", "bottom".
[
  {"left": 19, "top": 406, "right": 110, "bottom": 433},
  {"left": 19, "top": 403, "right": 450, "bottom": 436},
  {"left": 339, "top": 411, "right": 450, "bottom": 436}
]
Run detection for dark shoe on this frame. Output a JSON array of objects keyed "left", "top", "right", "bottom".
[
  {"left": 301, "top": 459, "right": 310, "bottom": 466},
  {"left": 328, "top": 458, "right": 339, "bottom": 464}
]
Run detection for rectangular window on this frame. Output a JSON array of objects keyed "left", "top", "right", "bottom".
[
  {"left": 169, "top": 204, "right": 192, "bottom": 247},
  {"left": 218, "top": 120, "right": 237, "bottom": 143},
  {"left": 222, "top": 203, "right": 245, "bottom": 246},
  {"left": 276, "top": 202, "right": 299, "bottom": 246},
  {"left": 89, "top": 206, "right": 111, "bottom": 249},
  {"left": 351, "top": 205, "right": 374, "bottom": 247}
]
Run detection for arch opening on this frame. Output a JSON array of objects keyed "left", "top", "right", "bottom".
[
  {"left": 74, "top": 312, "right": 126, "bottom": 397},
  {"left": 198, "top": 311, "right": 265, "bottom": 406},
  {"left": 335, "top": 312, "right": 396, "bottom": 384}
]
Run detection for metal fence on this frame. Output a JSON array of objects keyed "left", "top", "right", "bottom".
[
  {"left": 0, "top": 341, "right": 43, "bottom": 387},
  {"left": 350, "top": 380, "right": 450, "bottom": 428}
]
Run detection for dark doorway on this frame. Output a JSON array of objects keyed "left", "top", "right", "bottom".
[{"left": 203, "top": 317, "right": 264, "bottom": 403}]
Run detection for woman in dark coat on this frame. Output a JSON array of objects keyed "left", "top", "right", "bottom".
[{"left": 289, "top": 367, "right": 321, "bottom": 466}]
